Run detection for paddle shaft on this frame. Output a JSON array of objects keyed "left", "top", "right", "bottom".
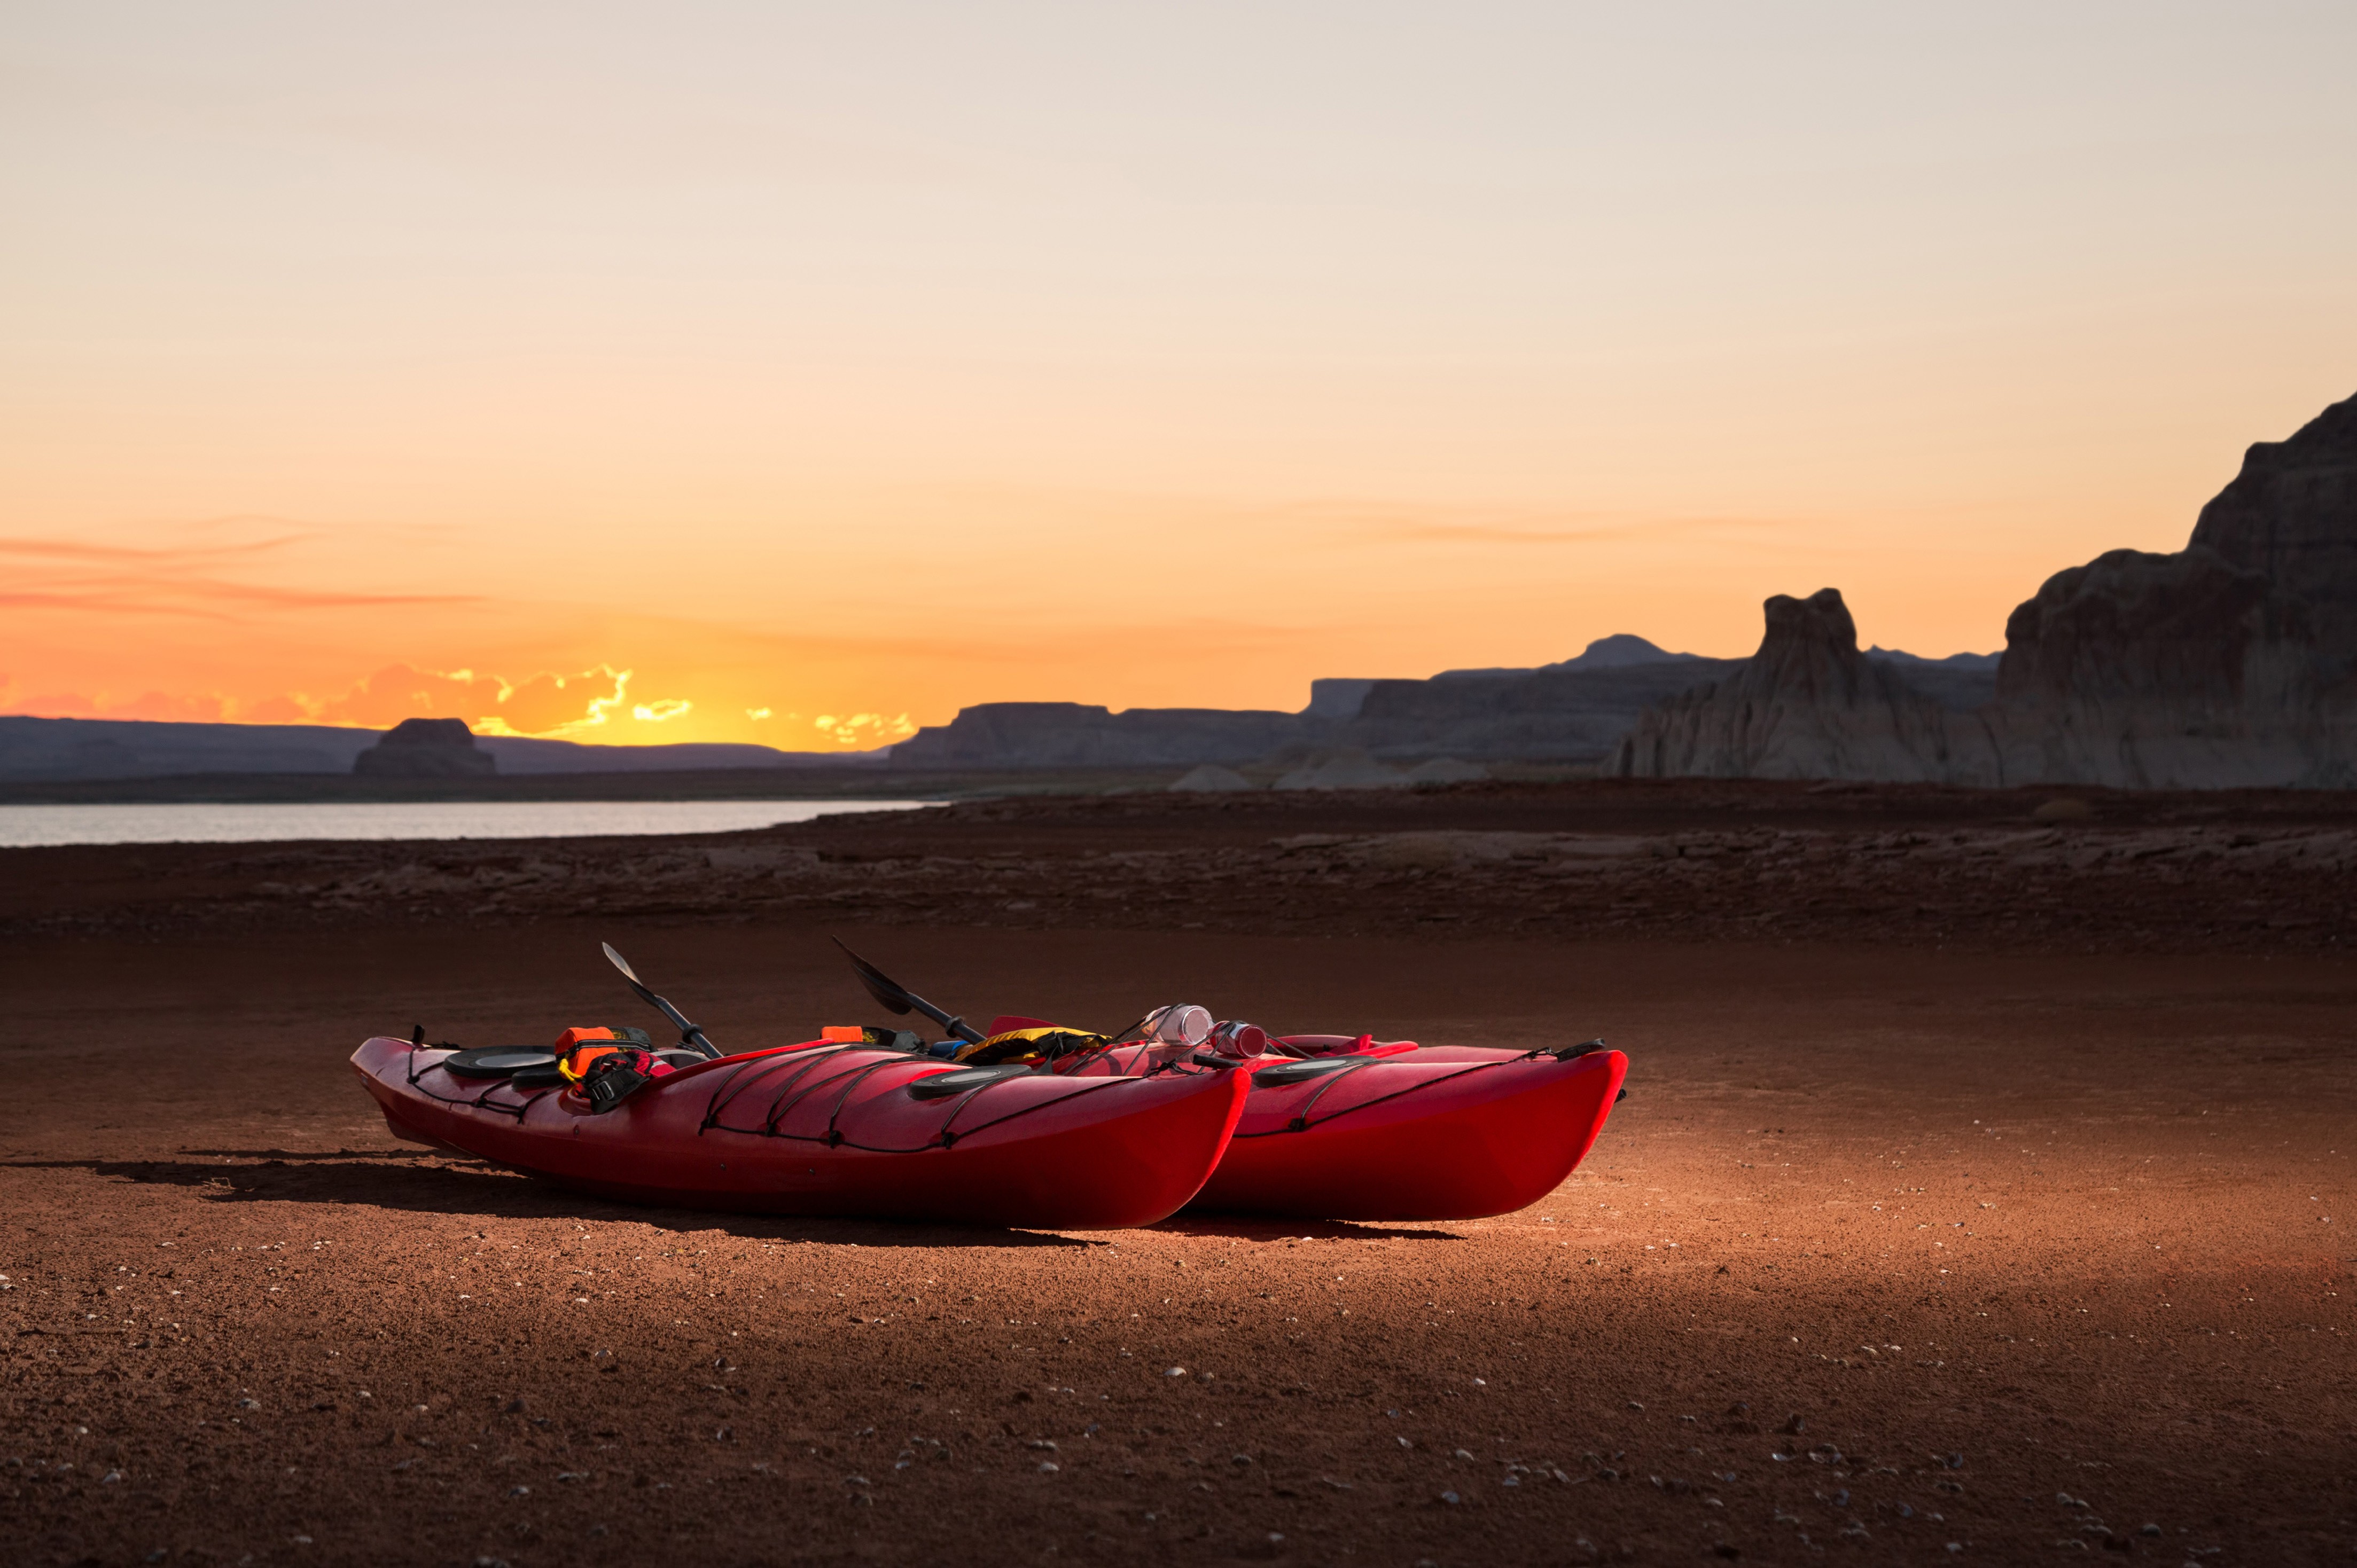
[{"left": 621, "top": 976, "right": 717, "bottom": 1057}]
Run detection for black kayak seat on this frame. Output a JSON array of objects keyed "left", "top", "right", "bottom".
[{"left": 440, "top": 1047, "right": 559, "bottom": 1081}]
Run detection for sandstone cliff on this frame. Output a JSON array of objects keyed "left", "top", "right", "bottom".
[
  {"left": 1613, "top": 589, "right": 1998, "bottom": 783},
  {"left": 1618, "top": 390, "right": 2357, "bottom": 787},
  {"left": 1982, "top": 393, "right": 2357, "bottom": 787},
  {"left": 1343, "top": 655, "right": 1741, "bottom": 763},
  {"left": 889, "top": 644, "right": 1739, "bottom": 770}
]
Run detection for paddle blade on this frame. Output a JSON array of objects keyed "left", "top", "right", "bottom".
[
  {"left": 832, "top": 938, "right": 916, "bottom": 1017},
  {"left": 602, "top": 942, "right": 666, "bottom": 1010},
  {"left": 831, "top": 938, "right": 984, "bottom": 1041}
]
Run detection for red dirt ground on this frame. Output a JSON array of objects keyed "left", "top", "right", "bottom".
[{"left": 3, "top": 783, "right": 2353, "bottom": 1565}]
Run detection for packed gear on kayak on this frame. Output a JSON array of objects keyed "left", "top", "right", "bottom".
[
  {"left": 552, "top": 1025, "right": 655, "bottom": 1081},
  {"left": 952, "top": 1026, "right": 1112, "bottom": 1067}
]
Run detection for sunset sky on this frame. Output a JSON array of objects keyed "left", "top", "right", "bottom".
[{"left": 6, "top": 3, "right": 2354, "bottom": 747}]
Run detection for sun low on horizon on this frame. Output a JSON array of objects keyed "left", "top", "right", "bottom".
[{"left": 6, "top": 3, "right": 2353, "bottom": 749}]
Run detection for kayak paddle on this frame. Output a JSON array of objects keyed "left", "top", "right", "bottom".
[
  {"left": 832, "top": 938, "right": 986, "bottom": 1044},
  {"left": 602, "top": 942, "right": 722, "bottom": 1059}
]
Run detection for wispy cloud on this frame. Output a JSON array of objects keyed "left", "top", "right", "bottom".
[
  {"left": 2, "top": 526, "right": 477, "bottom": 619},
  {"left": 1367, "top": 515, "right": 1792, "bottom": 546},
  {"left": 1297, "top": 503, "right": 1798, "bottom": 548},
  {"left": 0, "top": 529, "right": 309, "bottom": 564},
  {"left": 0, "top": 580, "right": 478, "bottom": 619}
]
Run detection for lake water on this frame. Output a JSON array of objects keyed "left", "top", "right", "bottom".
[{"left": 0, "top": 799, "right": 930, "bottom": 848}]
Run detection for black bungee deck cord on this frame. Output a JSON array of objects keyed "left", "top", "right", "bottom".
[{"left": 697, "top": 1041, "right": 1172, "bottom": 1155}]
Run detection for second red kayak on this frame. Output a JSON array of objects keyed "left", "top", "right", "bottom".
[
  {"left": 1057, "top": 1034, "right": 1626, "bottom": 1221},
  {"left": 1197, "top": 1043, "right": 1624, "bottom": 1220}
]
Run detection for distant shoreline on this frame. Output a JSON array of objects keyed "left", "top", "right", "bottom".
[{"left": 0, "top": 765, "right": 1193, "bottom": 806}]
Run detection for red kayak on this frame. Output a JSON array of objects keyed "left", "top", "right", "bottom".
[
  {"left": 351, "top": 1034, "right": 1248, "bottom": 1229},
  {"left": 1196, "top": 1039, "right": 1623, "bottom": 1220},
  {"left": 1050, "top": 1030, "right": 1627, "bottom": 1221}
]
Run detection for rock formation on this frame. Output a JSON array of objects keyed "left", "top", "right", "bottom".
[
  {"left": 892, "top": 645, "right": 1742, "bottom": 770},
  {"left": 1432, "top": 633, "right": 1708, "bottom": 680},
  {"left": 1619, "top": 390, "right": 2357, "bottom": 787},
  {"left": 1614, "top": 589, "right": 1999, "bottom": 783},
  {"left": 1983, "top": 392, "right": 2357, "bottom": 787},
  {"left": 2190, "top": 392, "right": 2357, "bottom": 676},
  {"left": 0, "top": 716, "right": 378, "bottom": 780},
  {"left": 1303, "top": 679, "right": 1379, "bottom": 719},
  {"left": 1554, "top": 633, "right": 1708, "bottom": 671},
  {"left": 351, "top": 717, "right": 497, "bottom": 778}
]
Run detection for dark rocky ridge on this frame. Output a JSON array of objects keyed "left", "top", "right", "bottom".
[
  {"left": 891, "top": 637, "right": 1755, "bottom": 770},
  {"left": 1430, "top": 632, "right": 1711, "bottom": 680},
  {"left": 1343, "top": 655, "right": 1745, "bottom": 761},
  {"left": 0, "top": 714, "right": 886, "bottom": 782},
  {"left": 2190, "top": 391, "right": 2357, "bottom": 677},
  {"left": 887, "top": 702, "right": 1306, "bottom": 769},
  {"left": 1985, "top": 391, "right": 2357, "bottom": 786}
]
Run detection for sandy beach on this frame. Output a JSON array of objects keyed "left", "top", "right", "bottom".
[{"left": 4, "top": 784, "right": 2353, "bottom": 1565}]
